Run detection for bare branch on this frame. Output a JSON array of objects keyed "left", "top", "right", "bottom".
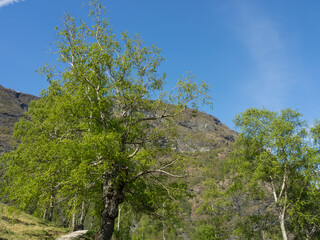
[
  {"left": 155, "top": 169, "right": 186, "bottom": 178},
  {"left": 127, "top": 147, "right": 140, "bottom": 158},
  {"left": 279, "top": 166, "right": 288, "bottom": 200},
  {"left": 132, "top": 168, "right": 187, "bottom": 182},
  {"left": 159, "top": 160, "right": 176, "bottom": 170},
  {"left": 269, "top": 176, "right": 278, "bottom": 203},
  {"left": 151, "top": 174, "right": 175, "bottom": 201}
]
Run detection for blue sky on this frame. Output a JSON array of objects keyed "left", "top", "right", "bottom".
[{"left": 1, "top": 0, "right": 320, "bottom": 129}]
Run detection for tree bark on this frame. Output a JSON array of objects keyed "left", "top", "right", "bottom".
[
  {"left": 48, "top": 195, "right": 54, "bottom": 222},
  {"left": 117, "top": 206, "right": 121, "bottom": 231},
  {"left": 162, "top": 202, "right": 166, "bottom": 240},
  {"left": 43, "top": 207, "right": 48, "bottom": 220},
  {"left": 279, "top": 187, "right": 288, "bottom": 240},
  {"left": 270, "top": 175, "right": 288, "bottom": 240},
  {"left": 90, "top": 216, "right": 95, "bottom": 230},
  {"left": 280, "top": 210, "right": 288, "bottom": 240},
  {"left": 78, "top": 201, "right": 89, "bottom": 230},
  {"left": 96, "top": 176, "right": 125, "bottom": 240},
  {"left": 72, "top": 212, "right": 78, "bottom": 231}
]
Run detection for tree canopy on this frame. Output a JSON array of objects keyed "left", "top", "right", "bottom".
[
  {"left": 1, "top": 1, "right": 211, "bottom": 239},
  {"left": 228, "top": 108, "right": 320, "bottom": 239}
]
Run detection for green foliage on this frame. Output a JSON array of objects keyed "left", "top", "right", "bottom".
[
  {"left": 227, "top": 108, "right": 320, "bottom": 239},
  {"left": 1, "top": 0, "right": 211, "bottom": 238},
  {"left": 79, "top": 230, "right": 97, "bottom": 240},
  {"left": 193, "top": 179, "right": 232, "bottom": 240},
  {"left": 192, "top": 225, "right": 217, "bottom": 240},
  {"left": 233, "top": 213, "right": 281, "bottom": 240}
]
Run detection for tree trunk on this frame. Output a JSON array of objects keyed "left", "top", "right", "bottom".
[
  {"left": 90, "top": 216, "right": 95, "bottom": 230},
  {"left": 117, "top": 206, "right": 121, "bottom": 231},
  {"left": 48, "top": 195, "right": 54, "bottom": 222},
  {"left": 72, "top": 194, "right": 78, "bottom": 231},
  {"left": 279, "top": 197, "right": 288, "bottom": 240},
  {"left": 279, "top": 189, "right": 288, "bottom": 240},
  {"left": 162, "top": 202, "right": 166, "bottom": 240},
  {"left": 78, "top": 201, "right": 89, "bottom": 230},
  {"left": 96, "top": 176, "right": 125, "bottom": 240},
  {"left": 62, "top": 216, "right": 69, "bottom": 228},
  {"left": 270, "top": 176, "right": 288, "bottom": 240},
  {"left": 72, "top": 212, "right": 78, "bottom": 231},
  {"left": 43, "top": 207, "right": 48, "bottom": 220},
  {"left": 280, "top": 211, "right": 288, "bottom": 240}
]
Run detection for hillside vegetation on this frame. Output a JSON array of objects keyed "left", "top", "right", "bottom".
[
  {"left": 0, "top": 204, "right": 69, "bottom": 240},
  {"left": 2, "top": 91, "right": 320, "bottom": 239}
]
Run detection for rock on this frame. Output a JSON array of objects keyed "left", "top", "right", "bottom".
[{"left": 56, "top": 230, "right": 88, "bottom": 240}]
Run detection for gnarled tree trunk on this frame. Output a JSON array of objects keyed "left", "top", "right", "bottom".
[{"left": 96, "top": 175, "right": 125, "bottom": 240}]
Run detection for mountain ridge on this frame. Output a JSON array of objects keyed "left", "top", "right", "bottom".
[{"left": 0, "top": 84, "right": 236, "bottom": 155}]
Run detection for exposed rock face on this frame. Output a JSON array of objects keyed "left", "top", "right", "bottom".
[
  {"left": 174, "top": 108, "right": 237, "bottom": 152},
  {"left": 0, "top": 85, "right": 37, "bottom": 154}
]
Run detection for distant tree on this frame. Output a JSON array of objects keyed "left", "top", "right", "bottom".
[
  {"left": 192, "top": 224, "right": 217, "bottom": 240},
  {"left": 228, "top": 108, "right": 320, "bottom": 240},
  {"left": 1, "top": 1, "right": 211, "bottom": 239},
  {"left": 193, "top": 179, "right": 232, "bottom": 239}
]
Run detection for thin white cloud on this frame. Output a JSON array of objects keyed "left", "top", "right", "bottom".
[
  {"left": 0, "top": 0, "right": 24, "bottom": 8},
  {"left": 233, "top": 1, "right": 293, "bottom": 110}
]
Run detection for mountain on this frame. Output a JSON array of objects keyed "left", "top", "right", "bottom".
[
  {"left": 0, "top": 84, "right": 236, "bottom": 155},
  {"left": 0, "top": 85, "right": 37, "bottom": 154}
]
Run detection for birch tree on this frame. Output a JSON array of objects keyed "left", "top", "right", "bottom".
[
  {"left": 229, "top": 108, "right": 320, "bottom": 239},
  {"left": 2, "top": 1, "right": 211, "bottom": 239}
]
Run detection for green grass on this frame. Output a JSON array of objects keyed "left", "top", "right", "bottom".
[
  {"left": 75, "top": 230, "right": 96, "bottom": 240},
  {"left": 0, "top": 204, "right": 70, "bottom": 240}
]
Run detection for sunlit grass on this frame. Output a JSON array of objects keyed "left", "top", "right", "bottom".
[{"left": 0, "top": 204, "right": 69, "bottom": 240}]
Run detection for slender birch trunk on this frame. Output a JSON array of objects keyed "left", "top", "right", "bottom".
[
  {"left": 72, "top": 212, "right": 77, "bottom": 231},
  {"left": 280, "top": 210, "right": 288, "bottom": 240},
  {"left": 117, "top": 206, "right": 121, "bottom": 231},
  {"left": 78, "top": 201, "right": 89, "bottom": 230},
  {"left": 42, "top": 207, "right": 48, "bottom": 220},
  {"left": 270, "top": 174, "right": 288, "bottom": 240},
  {"left": 162, "top": 202, "right": 166, "bottom": 240},
  {"left": 279, "top": 190, "right": 288, "bottom": 240},
  {"left": 71, "top": 194, "right": 78, "bottom": 231}
]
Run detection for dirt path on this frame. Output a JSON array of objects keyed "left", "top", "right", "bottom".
[{"left": 56, "top": 230, "right": 88, "bottom": 240}]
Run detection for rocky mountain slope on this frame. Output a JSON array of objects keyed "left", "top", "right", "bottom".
[
  {"left": 0, "top": 85, "right": 37, "bottom": 154},
  {"left": 0, "top": 84, "right": 236, "bottom": 155}
]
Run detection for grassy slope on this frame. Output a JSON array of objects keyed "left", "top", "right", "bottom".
[{"left": 0, "top": 204, "right": 69, "bottom": 240}]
